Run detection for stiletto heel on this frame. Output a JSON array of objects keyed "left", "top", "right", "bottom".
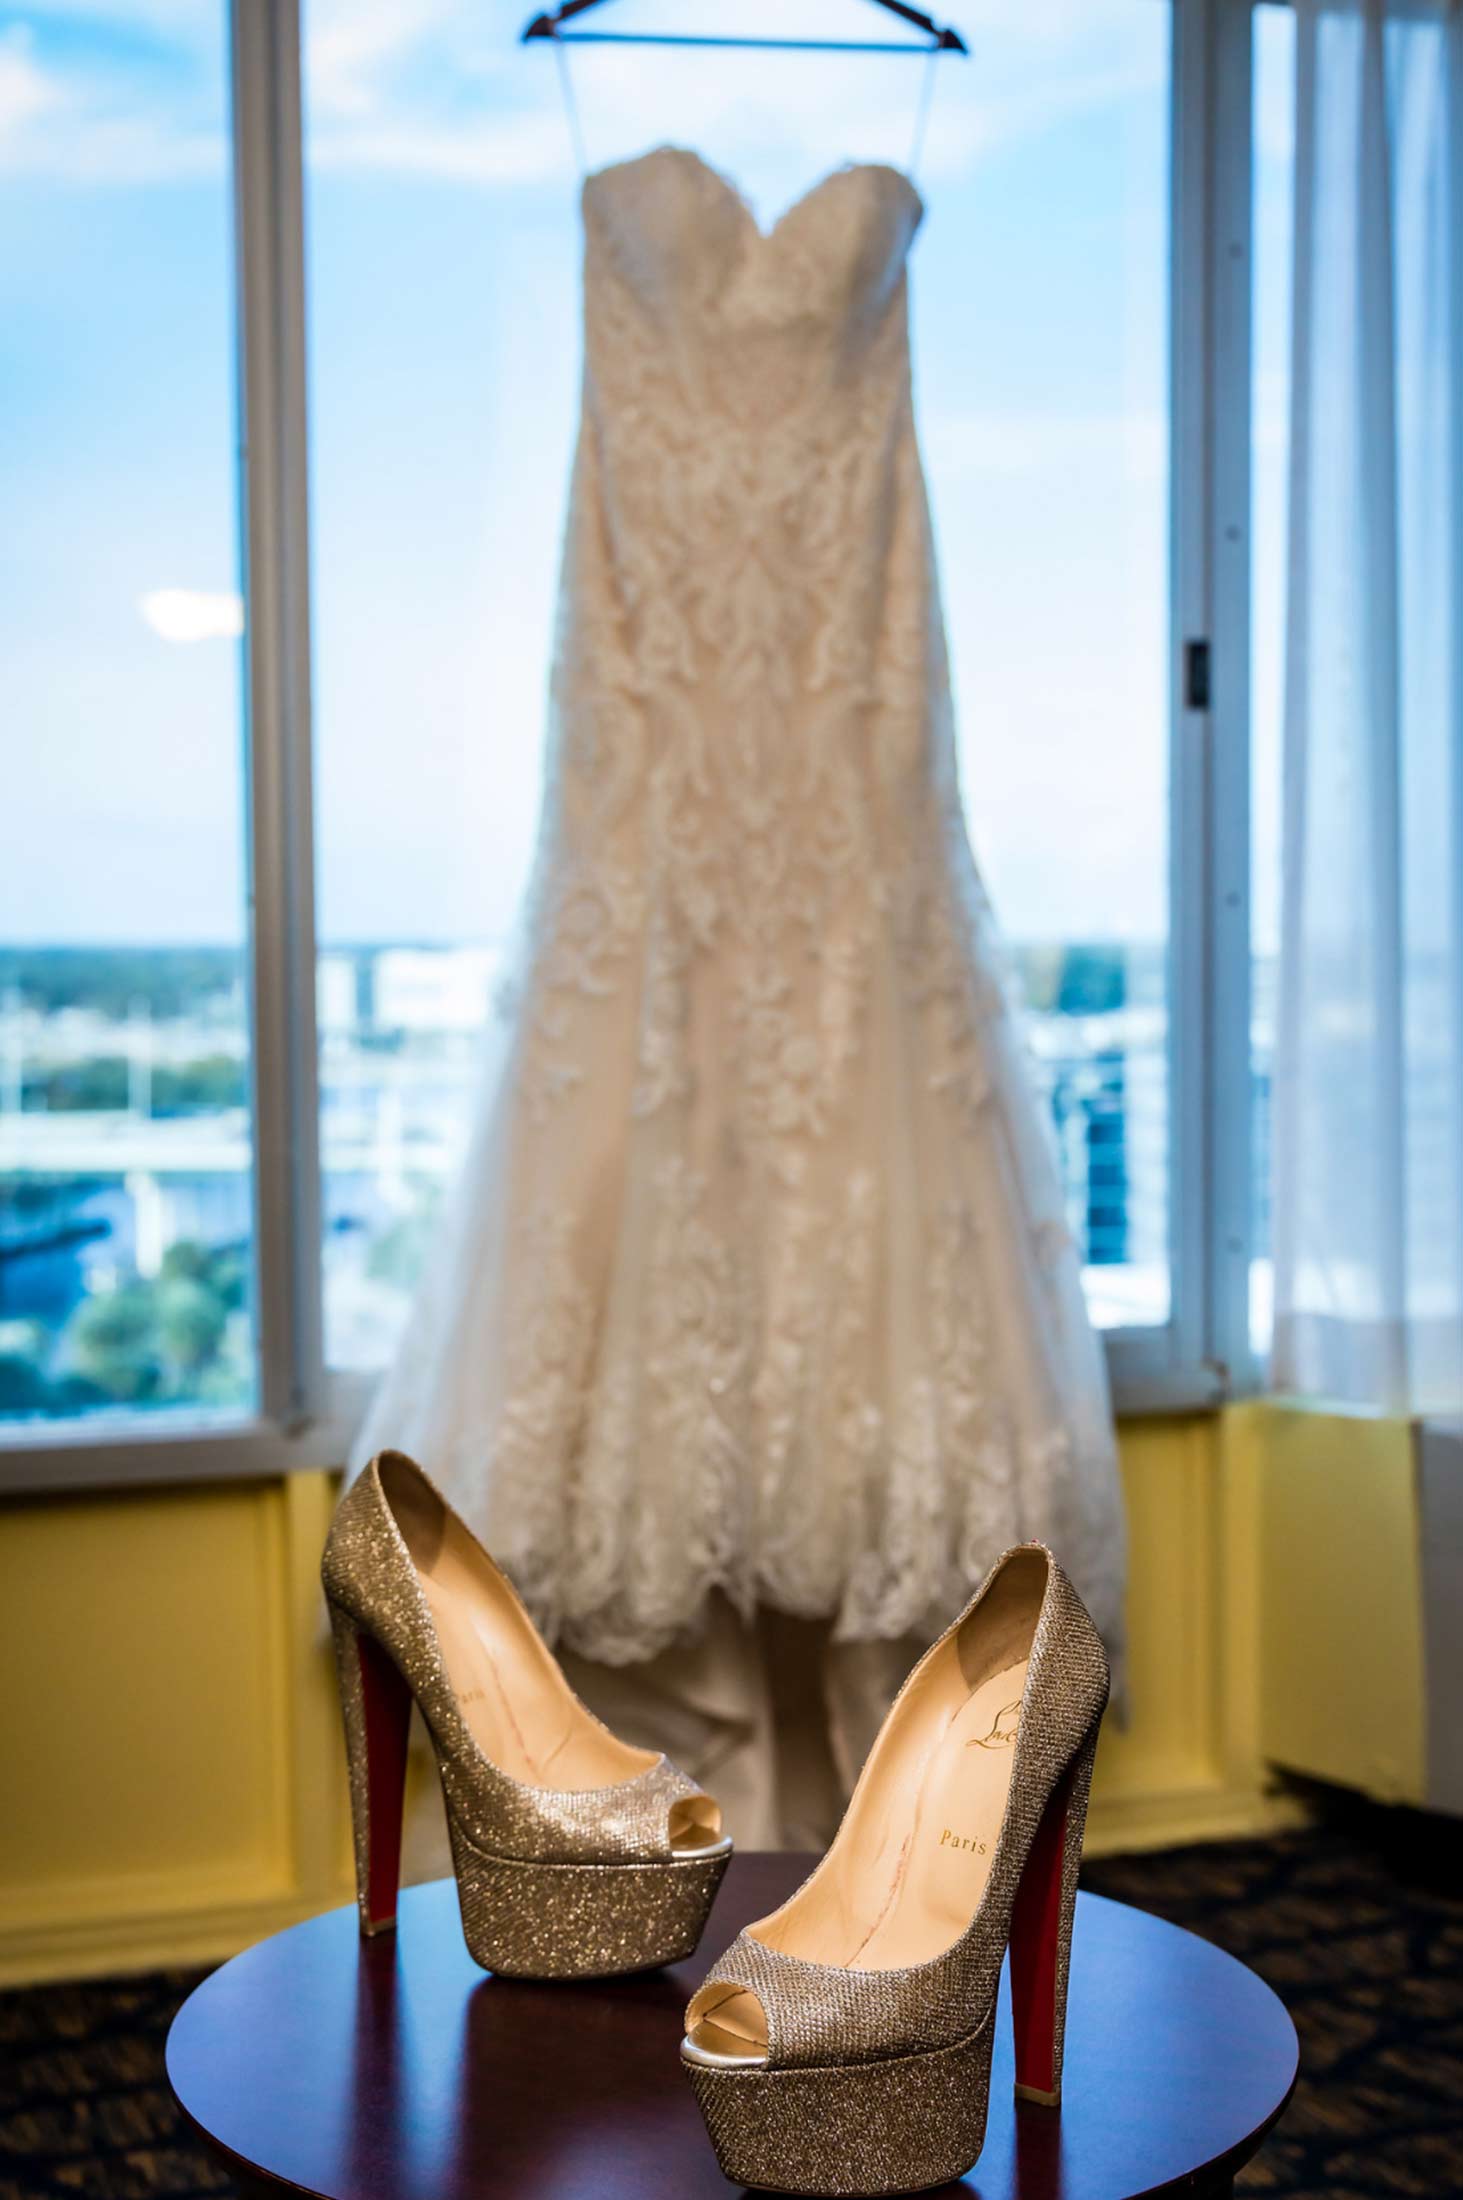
[
  {"left": 328, "top": 1601, "right": 412, "bottom": 1936},
  {"left": 323, "top": 1451, "right": 731, "bottom": 1979},
  {"left": 682, "top": 1545, "right": 1109, "bottom": 2197},
  {"left": 1009, "top": 1719, "right": 1099, "bottom": 2107}
]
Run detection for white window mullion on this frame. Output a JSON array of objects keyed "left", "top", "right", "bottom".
[
  {"left": 231, "top": 0, "right": 324, "bottom": 1430},
  {"left": 1205, "top": 0, "right": 1258, "bottom": 1395},
  {"left": 1164, "top": 0, "right": 1255, "bottom": 1407},
  {"left": 1158, "top": 0, "right": 1220, "bottom": 1404}
]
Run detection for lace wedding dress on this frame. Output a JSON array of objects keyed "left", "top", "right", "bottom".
[{"left": 353, "top": 146, "right": 1126, "bottom": 1721}]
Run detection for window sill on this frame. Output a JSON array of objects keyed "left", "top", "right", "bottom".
[
  {"left": 0, "top": 1345, "right": 1226, "bottom": 1496},
  {"left": 0, "top": 1390, "right": 362, "bottom": 1498}
]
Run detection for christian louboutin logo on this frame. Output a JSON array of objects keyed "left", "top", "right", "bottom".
[
  {"left": 965, "top": 1700, "right": 1021, "bottom": 1751},
  {"left": 938, "top": 1826, "right": 989, "bottom": 1854}
]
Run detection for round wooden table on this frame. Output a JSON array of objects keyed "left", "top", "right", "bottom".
[{"left": 168, "top": 1853, "right": 1296, "bottom": 2199}]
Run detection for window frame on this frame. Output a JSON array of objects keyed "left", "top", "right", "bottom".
[
  {"left": 1114, "top": 0, "right": 1257, "bottom": 1413},
  {"left": 0, "top": 0, "right": 1263, "bottom": 1493}
]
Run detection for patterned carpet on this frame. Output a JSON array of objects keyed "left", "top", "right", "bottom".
[
  {"left": 1, "top": 1809, "right": 1459, "bottom": 2199},
  {"left": 1085, "top": 1803, "right": 1463, "bottom": 2198}
]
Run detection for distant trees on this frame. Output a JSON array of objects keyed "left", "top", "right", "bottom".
[
  {"left": 0, "top": 946, "right": 243, "bottom": 1022},
  {"left": 19, "top": 1054, "right": 248, "bottom": 1115},
  {"left": 0, "top": 1240, "right": 250, "bottom": 1416},
  {"left": 67, "top": 1284, "right": 158, "bottom": 1401}
]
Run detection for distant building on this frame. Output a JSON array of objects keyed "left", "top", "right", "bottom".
[
  {"left": 371, "top": 948, "right": 501, "bottom": 1035},
  {"left": 316, "top": 954, "right": 359, "bottom": 1037}
]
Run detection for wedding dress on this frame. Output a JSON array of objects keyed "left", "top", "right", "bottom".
[{"left": 352, "top": 147, "right": 1126, "bottom": 1763}]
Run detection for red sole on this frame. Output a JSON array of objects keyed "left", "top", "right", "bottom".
[
  {"left": 356, "top": 1630, "right": 412, "bottom": 1930},
  {"left": 1008, "top": 1758, "right": 1075, "bottom": 2101}
]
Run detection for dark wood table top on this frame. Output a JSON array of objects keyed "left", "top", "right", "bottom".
[{"left": 167, "top": 1852, "right": 1296, "bottom": 2200}]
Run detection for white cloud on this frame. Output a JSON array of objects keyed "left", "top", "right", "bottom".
[
  {"left": 923, "top": 50, "right": 1166, "bottom": 178},
  {"left": 139, "top": 589, "right": 245, "bottom": 644},
  {"left": 310, "top": 101, "right": 570, "bottom": 186},
  {"left": 0, "top": 24, "right": 61, "bottom": 147},
  {"left": 0, "top": 17, "right": 224, "bottom": 181},
  {"left": 308, "top": 0, "right": 461, "bottom": 120}
]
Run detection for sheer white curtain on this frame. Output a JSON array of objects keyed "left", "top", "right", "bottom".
[{"left": 1272, "top": 0, "right": 1463, "bottom": 1411}]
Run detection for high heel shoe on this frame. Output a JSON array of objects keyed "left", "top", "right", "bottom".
[
  {"left": 322, "top": 1449, "right": 731, "bottom": 1979},
  {"left": 681, "top": 1543, "right": 1108, "bottom": 2196}
]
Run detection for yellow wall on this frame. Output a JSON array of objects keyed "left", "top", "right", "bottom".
[
  {"left": 1086, "top": 1407, "right": 1287, "bottom": 1854},
  {"left": 1, "top": 1471, "right": 349, "bottom": 1985},
  {"left": 1255, "top": 1405, "right": 1427, "bottom": 1803},
  {"left": 0, "top": 1406, "right": 1398, "bottom": 1987}
]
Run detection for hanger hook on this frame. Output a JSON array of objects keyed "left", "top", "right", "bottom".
[{"left": 521, "top": 2, "right": 969, "bottom": 53}]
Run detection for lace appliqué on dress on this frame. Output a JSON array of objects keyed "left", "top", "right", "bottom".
[{"left": 352, "top": 147, "right": 1127, "bottom": 1675}]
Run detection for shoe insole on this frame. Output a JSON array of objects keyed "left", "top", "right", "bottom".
[
  {"left": 418, "top": 1547, "right": 648, "bottom": 1790},
  {"left": 419, "top": 1566, "right": 728, "bottom": 1863},
  {"left": 701, "top": 1657, "right": 1029, "bottom": 2053},
  {"left": 852, "top": 1657, "right": 1028, "bottom": 1969},
  {"left": 415, "top": 1534, "right": 730, "bottom": 1869}
]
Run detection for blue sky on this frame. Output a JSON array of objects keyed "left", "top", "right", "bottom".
[{"left": 0, "top": 0, "right": 1292, "bottom": 951}]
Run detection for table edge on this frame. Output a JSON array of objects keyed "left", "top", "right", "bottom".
[{"left": 165, "top": 1870, "right": 1301, "bottom": 2200}]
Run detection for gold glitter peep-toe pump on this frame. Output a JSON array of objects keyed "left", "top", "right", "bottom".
[
  {"left": 321, "top": 1450, "right": 731, "bottom": 1979},
  {"left": 681, "top": 1544, "right": 1109, "bottom": 2196}
]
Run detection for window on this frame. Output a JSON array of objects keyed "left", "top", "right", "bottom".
[
  {"left": 915, "top": 5, "right": 1172, "bottom": 1336},
  {"left": 0, "top": 3, "right": 258, "bottom": 1430},
  {"left": 303, "top": 5, "right": 571, "bottom": 1369},
  {"left": 1, "top": 0, "right": 1272, "bottom": 1485}
]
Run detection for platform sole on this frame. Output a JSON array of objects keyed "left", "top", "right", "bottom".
[
  {"left": 447, "top": 1814, "right": 731, "bottom": 1979},
  {"left": 682, "top": 2017, "right": 995, "bottom": 2197}
]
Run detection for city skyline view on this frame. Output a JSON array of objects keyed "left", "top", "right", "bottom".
[{"left": 1, "top": 933, "right": 1175, "bottom": 1423}]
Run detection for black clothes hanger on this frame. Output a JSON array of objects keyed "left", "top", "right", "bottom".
[{"left": 522, "top": 0, "right": 968, "bottom": 57}]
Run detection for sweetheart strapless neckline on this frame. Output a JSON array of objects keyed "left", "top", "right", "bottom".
[{"left": 582, "top": 143, "right": 925, "bottom": 245}]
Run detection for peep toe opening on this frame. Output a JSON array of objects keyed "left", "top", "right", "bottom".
[
  {"left": 670, "top": 1792, "right": 730, "bottom": 1858},
  {"left": 684, "top": 1982, "right": 770, "bottom": 2066}
]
